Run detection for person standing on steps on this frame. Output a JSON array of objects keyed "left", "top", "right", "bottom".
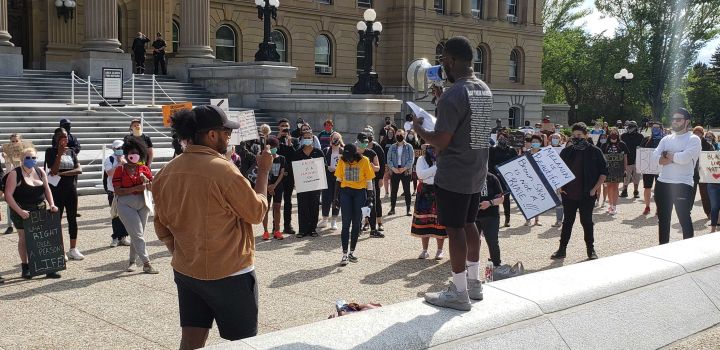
[
  {"left": 153, "top": 105, "right": 272, "bottom": 347},
  {"left": 641, "top": 121, "right": 664, "bottom": 216},
  {"left": 653, "top": 108, "right": 702, "bottom": 245},
  {"left": 152, "top": 32, "right": 167, "bottom": 75},
  {"left": 104, "top": 140, "right": 131, "bottom": 248},
  {"left": 489, "top": 129, "right": 519, "bottom": 228},
  {"left": 124, "top": 119, "right": 155, "bottom": 168},
  {"left": 553, "top": 122, "right": 607, "bottom": 261},
  {"left": 412, "top": 36, "right": 492, "bottom": 311},
  {"left": 45, "top": 128, "right": 84, "bottom": 261},
  {"left": 620, "top": 121, "right": 644, "bottom": 199},
  {"left": 387, "top": 129, "right": 414, "bottom": 217},
  {"left": 132, "top": 32, "right": 150, "bottom": 74}
]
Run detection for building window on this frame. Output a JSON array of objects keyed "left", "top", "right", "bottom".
[
  {"left": 271, "top": 30, "right": 287, "bottom": 62},
  {"left": 472, "top": 0, "right": 483, "bottom": 18},
  {"left": 317, "top": 0, "right": 332, "bottom": 4},
  {"left": 315, "top": 35, "right": 332, "bottom": 75},
  {"left": 509, "top": 107, "right": 519, "bottom": 128},
  {"left": 509, "top": 49, "right": 519, "bottom": 82},
  {"left": 507, "top": 0, "right": 517, "bottom": 17},
  {"left": 434, "top": 0, "right": 444, "bottom": 14},
  {"left": 172, "top": 20, "right": 179, "bottom": 53},
  {"left": 357, "top": 41, "right": 366, "bottom": 73},
  {"left": 435, "top": 42, "right": 444, "bottom": 65},
  {"left": 473, "top": 47, "right": 486, "bottom": 80},
  {"left": 215, "top": 25, "right": 236, "bottom": 62},
  {"left": 358, "top": 0, "right": 372, "bottom": 8}
]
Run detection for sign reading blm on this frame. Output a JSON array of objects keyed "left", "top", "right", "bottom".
[
  {"left": 24, "top": 210, "right": 65, "bottom": 277},
  {"left": 292, "top": 158, "right": 328, "bottom": 193}
]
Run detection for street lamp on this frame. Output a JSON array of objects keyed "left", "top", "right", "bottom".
[
  {"left": 54, "top": 0, "right": 76, "bottom": 23},
  {"left": 614, "top": 68, "right": 634, "bottom": 118},
  {"left": 352, "top": 9, "right": 383, "bottom": 95},
  {"left": 254, "top": 0, "right": 280, "bottom": 62}
]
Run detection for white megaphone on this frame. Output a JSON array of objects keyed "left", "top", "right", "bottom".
[{"left": 405, "top": 58, "right": 445, "bottom": 101}]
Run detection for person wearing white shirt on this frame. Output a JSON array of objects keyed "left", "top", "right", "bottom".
[
  {"left": 104, "top": 140, "right": 130, "bottom": 247},
  {"left": 410, "top": 145, "right": 446, "bottom": 260},
  {"left": 652, "top": 108, "right": 702, "bottom": 244}
]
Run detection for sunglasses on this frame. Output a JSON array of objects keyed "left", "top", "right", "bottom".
[
  {"left": 25, "top": 156, "right": 37, "bottom": 160},
  {"left": 11, "top": 140, "right": 19, "bottom": 143}
]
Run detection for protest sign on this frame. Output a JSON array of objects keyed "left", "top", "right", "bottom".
[
  {"left": 531, "top": 147, "right": 575, "bottom": 190},
  {"left": 636, "top": 148, "right": 660, "bottom": 175},
  {"left": 229, "top": 110, "right": 259, "bottom": 144},
  {"left": 605, "top": 153, "right": 625, "bottom": 183},
  {"left": 161, "top": 102, "right": 192, "bottom": 127},
  {"left": 496, "top": 154, "right": 560, "bottom": 220},
  {"left": 699, "top": 151, "right": 720, "bottom": 183},
  {"left": 24, "top": 210, "right": 65, "bottom": 277},
  {"left": 210, "top": 98, "right": 229, "bottom": 112},
  {"left": 292, "top": 158, "right": 328, "bottom": 193}
]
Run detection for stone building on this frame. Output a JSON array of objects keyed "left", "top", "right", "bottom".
[{"left": 1, "top": 0, "right": 544, "bottom": 126}]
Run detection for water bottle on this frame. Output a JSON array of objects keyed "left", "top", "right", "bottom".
[{"left": 484, "top": 261, "right": 494, "bottom": 283}]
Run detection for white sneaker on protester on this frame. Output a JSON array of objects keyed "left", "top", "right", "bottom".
[
  {"left": 330, "top": 218, "right": 338, "bottom": 230},
  {"left": 435, "top": 250, "right": 444, "bottom": 260},
  {"left": 418, "top": 251, "right": 430, "bottom": 259},
  {"left": 126, "top": 262, "right": 136, "bottom": 272},
  {"left": 67, "top": 248, "right": 85, "bottom": 261},
  {"left": 424, "top": 282, "right": 472, "bottom": 311},
  {"left": 319, "top": 218, "right": 328, "bottom": 229},
  {"left": 110, "top": 238, "right": 119, "bottom": 247},
  {"left": 119, "top": 237, "right": 131, "bottom": 246}
]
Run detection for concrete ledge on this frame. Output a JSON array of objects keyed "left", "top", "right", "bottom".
[{"left": 206, "top": 234, "right": 720, "bottom": 350}]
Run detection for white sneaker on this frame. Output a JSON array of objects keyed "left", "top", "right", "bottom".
[
  {"left": 126, "top": 262, "right": 136, "bottom": 272},
  {"left": 64, "top": 253, "right": 68, "bottom": 262},
  {"left": 330, "top": 218, "right": 338, "bottom": 230},
  {"left": 119, "top": 237, "right": 131, "bottom": 246},
  {"left": 340, "top": 255, "right": 349, "bottom": 266},
  {"left": 418, "top": 251, "right": 430, "bottom": 259},
  {"left": 319, "top": 218, "right": 328, "bottom": 229},
  {"left": 435, "top": 250, "right": 444, "bottom": 260},
  {"left": 524, "top": 220, "right": 531, "bottom": 226},
  {"left": 67, "top": 248, "right": 85, "bottom": 261},
  {"left": 110, "top": 238, "right": 119, "bottom": 247}
]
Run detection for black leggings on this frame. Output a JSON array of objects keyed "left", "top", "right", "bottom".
[
  {"left": 321, "top": 172, "right": 340, "bottom": 217},
  {"left": 476, "top": 216, "right": 501, "bottom": 266},
  {"left": 369, "top": 177, "right": 383, "bottom": 230},
  {"left": 52, "top": 178, "right": 78, "bottom": 240},
  {"left": 390, "top": 173, "right": 412, "bottom": 212},
  {"left": 283, "top": 181, "right": 294, "bottom": 231},
  {"left": 501, "top": 193, "right": 511, "bottom": 223}
]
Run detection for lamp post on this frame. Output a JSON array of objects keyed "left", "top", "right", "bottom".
[
  {"left": 254, "top": 0, "right": 280, "bottom": 62},
  {"left": 352, "top": 9, "right": 383, "bottom": 95},
  {"left": 614, "top": 68, "right": 634, "bottom": 118},
  {"left": 54, "top": 0, "right": 76, "bottom": 23}
]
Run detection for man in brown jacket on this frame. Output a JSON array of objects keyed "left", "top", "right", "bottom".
[{"left": 152, "top": 105, "right": 272, "bottom": 349}]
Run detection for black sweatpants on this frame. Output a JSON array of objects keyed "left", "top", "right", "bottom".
[
  {"left": 107, "top": 192, "right": 128, "bottom": 239},
  {"left": 368, "top": 177, "right": 383, "bottom": 230},
  {"left": 655, "top": 181, "right": 695, "bottom": 244},
  {"left": 283, "top": 181, "right": 295, "bottom": 232},
  {"left": 154, "top": 54, "right": 167, "bottom": 75},
  {"left": 501, "top": 193, "right": 511, "bottom": 224},
  {"left": 390, "top": 173, "right": 411, "bottom": 212},
  {"left": 134, "top": 51, "right": 146, "bottom": 74},
  {"left": 560, "top": 195, "right": 595, "bottom": 250},
  {"left": 297, "top": 190, "right": 321, "bottom": 235},
  {"left": 52, "top": 177, "right": 78, "bottom": 240},
  {"left": 476, "top": 216, "right": 501, "bottom": 266}
]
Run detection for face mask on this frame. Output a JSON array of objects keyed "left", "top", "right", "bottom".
[
  {"left": 297, "top": 123, "right": 303, "bottom": 129},
  {"left": 128, "top": 154, "right": 141, "bottom": 164},
  {"left": 599, "top": 138, "right": 607, "bottom": 144},
  {"left": 396, "top": 135, "right": 405, "bottom": 142},
  {"left": 628, "top": 127, "right": 637, "bottom": 133},
  {"left": 531, "top": 142, "right": 541, "bottom": 149},
  {"left": 497, "top": 138, "right": 508, "bottom": 146},
  {"left": 62, "top": 125, "right": 71, "bottom": 132},
  {"left": 270, "top": 148, "right": 278, "bottom": 155},
  {"left": 385, "top": 120, "right": 391, "bottom": 125},
  {"left": 324, "top": 125, "right": 332, "bottom": 132},
  {"left": 407, "top": 135, "right": 415, "bottom": 141},
  {"left": 332, "top": 139, "right": 340, "bottom": 146},
  {"left": 359, "top": 142, "right": 368, "bottom": 149},
  {"left": 23, "top": 158, "right": 36, "bottom": 168},
  {"left": 610, "top": 136, "right": 618, "bottom": 142},
  {"left": 573, "top": 137, "right": 586, "bottom": 145},
  {"left": 114, "top": 149, "right": 124, "bottom": 156},
  {"left": 132, "top": 127, "right": 142, "bottom": 137},
  {"left": 652, "top": 128, "right": 662, "bottom": 137},
  {"left": 551, "top": 139, "right": 560, "bottom": 146},
  {"left": 302, "top": 139, "right": 313, "bottom": 146}
]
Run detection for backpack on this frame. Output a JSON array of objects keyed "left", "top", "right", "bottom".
[
  {"left": 102, "top": 156, "right": 115, "bottom": 192},
  {"left": 1, "top": 166, "right": 43, "bottom": 192}
]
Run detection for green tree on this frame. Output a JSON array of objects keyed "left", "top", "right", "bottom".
[
  {"left": 687, "top": 63, "right": 720, "bottom": 126},
  {"left": 543, "top": 0, "right": 592, "bottom": 32},
  {"left": 542, "top": 29, "right": 590, "bottom": 122}
]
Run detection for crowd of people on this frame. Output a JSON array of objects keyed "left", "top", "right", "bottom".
[{"left": 0, "top": 35, "right": 714, "bottom": 349}]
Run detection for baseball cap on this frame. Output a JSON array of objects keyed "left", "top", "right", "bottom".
[
  {"left": 59, "top": 118, "right": 71, "bottom": 125},
  {"left": 193, "top": 105, "right": 240, "bottom": 131},
  {"left": 674, "top": 108, "right": 691, "bottom": 120},
  {"left": 111, "top": 140, "right": 124, "bottom": 149}
]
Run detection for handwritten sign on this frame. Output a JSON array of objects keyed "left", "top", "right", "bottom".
[
  {"left": 229, "top": 110, "right": 259, "bottom": 145},
  {"left": 636, "top": 148, "right": 660, "bottom": 175},
  {"left": 292, "top": 158, "right": 328, "bottom": 193},
  {"left": 699, "top": 151, "right": 720, "bottom": 183},
  {"left": 162, "top": 102, "right": 192, "bottom": 127},
  {"left": 605, "top": 153, "right": 625, "bottom": 183},
  {"left": 496, "top": 154, "right": 560, "bottom": 220},
  {"left": 23, "top": 210, "right": 65, "bottom": 277},
  {"left": 531, "top": 147, "right": 575, "bottom": 190}
]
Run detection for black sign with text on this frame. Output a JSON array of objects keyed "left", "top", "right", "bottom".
[{"left": 24, "top": 210, "right": 65, "bottom": 277}]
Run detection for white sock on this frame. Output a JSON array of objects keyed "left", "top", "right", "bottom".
[
  {"left": 452, "top": 271, "right": 468, "bottom": 292},
  {"left": 467, "top": 260, "right": 480, "bottom": 281}
]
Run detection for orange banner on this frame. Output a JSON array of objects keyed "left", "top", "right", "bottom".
[{"left": 162, "top": 102, "right": 193, "bottom": 127}]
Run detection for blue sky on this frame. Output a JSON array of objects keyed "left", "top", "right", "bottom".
[{"left": 576, "top": 0, "right": 719, "bottom": 64}]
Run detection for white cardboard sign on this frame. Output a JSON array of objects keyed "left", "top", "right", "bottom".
[
  {"left": 699, "top": 151, "right": 720, "bottom": 183},
  {"left": 531, "top": 147, "right": 575, "bottom": 190},
  {"left": 292, "top": 158, "right": 328, "bottom": 193},
  {"left": 229, "top": 110, "right": 259, "bottom": 145},
  {"left": 496, "top": 154, "right": 560, "bottom": 220},
  {"left": 636, "top": 148, "right": 660, "bottom": 175}
]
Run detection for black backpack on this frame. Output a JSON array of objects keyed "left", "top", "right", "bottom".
[
  {"left": 1, "top": 166, "right": 43, "bottom": 192},
  {"left": 102, "top": 156, "right": 115, "bottom": 192}
]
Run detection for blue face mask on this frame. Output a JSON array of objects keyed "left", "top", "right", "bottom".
[
  {"left": 652, "top": 128, "right": 662, "bottom": 138},
  {"left": 23, "top": 158, "right": 37, "bottom": 168},
  {"left": 551, "top": 139, "right": 560, "bottom": 146},
  {"left": 114, "top": 149, "right": 124, "bottom": 156},
  {"left": 600, "top": 138, "right": 607, "bottom": 144},
  {"left": 301, "top": 139, "right": 313, "bottom": 146},
  {"left": 531, "top": 142, "right": 541, "bottom": 149}
]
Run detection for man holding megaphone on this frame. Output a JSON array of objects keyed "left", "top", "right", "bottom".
[{"left": 412, "top": 36, "right": 493, "bottom": 312}]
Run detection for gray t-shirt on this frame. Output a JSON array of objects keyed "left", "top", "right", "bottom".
[{"left": 434, "top": 77, "right": 492, "bottom": 194}]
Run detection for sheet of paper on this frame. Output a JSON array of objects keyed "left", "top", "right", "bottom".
[
  {"left": 406, "top": 102, "right": 436, "bottom": 131},
  {"left": 47, "top": 174, "right": 61, "bottom": 187}
]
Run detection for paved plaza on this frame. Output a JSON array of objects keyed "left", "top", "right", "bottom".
[{"left": 0, "top": 193, "right": 714, "bottom": 349}]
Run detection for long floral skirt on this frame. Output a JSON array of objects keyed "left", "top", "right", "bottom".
[{"left": 410, "top": 183, "right": 447, "bottom": 239}]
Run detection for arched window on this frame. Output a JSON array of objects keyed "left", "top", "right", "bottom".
[
  {"left": 215, "top": 25, "right": 236, "bottom": 62},
  {"left": 435, "top": 42, "right": 444, "bottom": 65},
  {"left": 473, "top": 47, "right": 484, "bottom": 79},
  {"left": 507, "top": 0, "right": 517, "bottom": 16},
  {"left": 509, "top": 107, "right": 520, "bottom": 128},
  {"left": 315, "top": 35, "right": 332, "bottom": 75},
  {"left": 509, "top": 49, "right": 519, "bottom": 82},
  {"left": 172, "top": 20, "right": 180, "bottom": 53},
  {"left": 271, "top": 30, "right": 287, "bottom": 62},
  {"left": 356, "top": 41, "right": 366, "bottom": 73}
]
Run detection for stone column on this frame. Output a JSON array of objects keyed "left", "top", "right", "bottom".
[
  {"left": 0, "top": 0, "right": 22, "bottom": 76},
  {"left": 449, "top": 0, "right": 461, "bottom": 15},
  {"left": 487, "top": 0, "right": 498, "bottom": 20},
  {"left": 176, "top": 0, "right": 214, "bottom": 59},
  {"left": 461, "top": 0, "right": 472, "bottom": 17},
  {"left": 73, "top": 0, "right": 131, "bottom": 81},
  {"left": 536, "top": 0, "right": 544, "bottom": 25},
  {"left": 527, "top": 0, "right": 535, "bottom": 24},
  {"left": 46, "top": 0, "right": 80, "bottom": 71}
]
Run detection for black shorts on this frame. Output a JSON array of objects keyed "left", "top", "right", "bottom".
[
  {"left": 435, "top": 185, "right": 481, "bottom": 228},
  {"left": 174, "top": 270, "right": 258, "bottom": 340},
  {"left": 269, "top": 186, "right": 284, "bottom": 205},
  {"left": 643, "top": 174, "right": 658, "bottom": 189}
]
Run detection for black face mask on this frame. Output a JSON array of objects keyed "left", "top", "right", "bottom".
[
  {"left": 396, "top": 135, "right": 405, "bottom": 142},
  {"left": 61, "top": 124, "right": 71, "bottom": 133},
  {"left": 385, "top": 120, "right": 391, "bottom": 125}
]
